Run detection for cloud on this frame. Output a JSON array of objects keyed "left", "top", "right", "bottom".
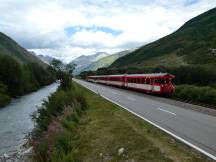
[{"left": 0, "top": 0, "right": 215, "bottom": 62}]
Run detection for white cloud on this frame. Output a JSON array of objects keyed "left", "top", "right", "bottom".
[{"left": 0, "top": 0, "right": 215, "bottom": 62}]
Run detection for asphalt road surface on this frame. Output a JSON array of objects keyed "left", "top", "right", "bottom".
[{"left": 74, "top": 79, "right": 216, "bottom": 160}]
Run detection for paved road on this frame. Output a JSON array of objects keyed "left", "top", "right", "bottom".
[{"left": 74, "top": 79, "right": 216, "bottom": 160}]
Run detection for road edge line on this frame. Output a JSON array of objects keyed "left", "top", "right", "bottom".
[{"left": 75, "top": 80, "right": 216, "bottom": 160}]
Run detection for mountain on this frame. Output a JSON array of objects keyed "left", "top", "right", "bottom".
[
  {"left": 83, "top": 49, "right": 136, "bottom": 71},
  {"left": 0, "top": 32, "right": 47, "bottom": 67},
  {"left": 71, "top": 52, "right": 109, "bottom": 74},
  {"left": 110, "top": 8, "right": 216, "bottom": 68},
  {"left": 37, "top": 54, "right": 55, "bottom": 64}
]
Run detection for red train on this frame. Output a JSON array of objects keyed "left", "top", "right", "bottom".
[{"left": 87, "top": 73, "right": 175, "bottom": 95}]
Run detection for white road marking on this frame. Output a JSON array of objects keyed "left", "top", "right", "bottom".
[
  {"left": 127, "top": 96, "right": 136, "bottom": 101},
  {"left": 157, "top": 108, "right": 177, "bottom": 116},
  {"left": 74, "top": 80, "right": 216, "bottom": 161},
  {"left": 112, "top": 92, "right": 118, "bottom": 95}
]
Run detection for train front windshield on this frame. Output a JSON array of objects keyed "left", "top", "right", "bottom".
[{"left": 155, "top": 78, "right": 172, "bottom": 84}]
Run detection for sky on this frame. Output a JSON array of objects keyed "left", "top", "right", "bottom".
[{"left": 0, "top": 0, "right": 216, "bottom": 63}]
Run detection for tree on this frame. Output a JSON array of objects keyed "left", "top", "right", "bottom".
[
  {"left": 51, "top": 59, "right": 76, "bottom": 90},
  {"left": 0, "top": 82, "right": 11, "bottom": 107},
  {"left": 51, "top": 59, "right": 63, "bottom": 71},
  {"left": 0, "top": 55, "right": 24, "bottom": 96},
  {"left": 65, "top": 63, "right": 76, "bottom": 76}
]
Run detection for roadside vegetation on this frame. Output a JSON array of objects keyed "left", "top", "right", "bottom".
[
  {"left": 79, "top": 65, "right": 216, "bottom": 107},
  {"left": 31, "top": 80, "right": 213, "bottom": 162},
  {"left": 0, "top": 55, "right": 56, "bottom": 107},
  {"left": 175, "top": 85, "right": 216, "bottom": 105},
  {"left": 31, "top": 81, "right": 87, "bottom": 162}
]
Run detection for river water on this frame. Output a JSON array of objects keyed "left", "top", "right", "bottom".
[{"left": 0, "top": 83, "right": 58, "bottom": 156}]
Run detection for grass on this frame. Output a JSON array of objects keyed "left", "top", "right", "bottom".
[
  {"left": 32, "top": 82, "right": 214, "bottom": 161},
  {"left": 55, "top": 82, "right": 212, "bottom": 162},
  {"left": 139, "top": 53, "right": 187, "bottom": 68}
]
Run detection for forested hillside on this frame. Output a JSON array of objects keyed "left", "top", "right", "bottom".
[
  {"left": 0, "top": 33, "right": 56, "bottom": 107},
  {"left": 0, "top": 32, "right": 47, "bottom": 67}
]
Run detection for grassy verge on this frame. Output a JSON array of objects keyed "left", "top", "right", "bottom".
[
  {"left": 32, "top": 82, "right": 213, "bottom": 162},
  {"left": 175, "top": 85, "right": 216, "bottom": 106},
  {"left": 31, "top": 83, "right": 87, "bottom": 162}
]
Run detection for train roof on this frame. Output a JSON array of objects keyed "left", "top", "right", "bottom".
[{"left": 88, "top": 73, "right": 175, "bottom": 78}]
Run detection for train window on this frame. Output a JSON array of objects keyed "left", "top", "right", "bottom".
[
  {"left": 165, "top": 78, "right": 170, "bottom": 84},
  {"left": 138, "top": 78, "right": 142, "bottom": 84},
  {"left": 155, "top": 78, "right": 165, "bottom": 84},
  {"left": 146, "top": 78, "right": 150, "bottom": 84},
  {"left": 144, "top": 78, "right": 146, "bottom": 84}
]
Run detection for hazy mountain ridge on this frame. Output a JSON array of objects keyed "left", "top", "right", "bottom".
[
  {"left": 83, "top": 49, "right": 136, "bottom": 71},
  {"left": 37, "top": 54, "right": 55, "bottom": 64},
  {"left": 110, "top": 8, "right": 216, "bottom": 68},
  {"left": 0, "top": 32, "right": 47, "bottom": 67},
  {"left": 71, "top": 52, "right": 109, "bottom": 74}
]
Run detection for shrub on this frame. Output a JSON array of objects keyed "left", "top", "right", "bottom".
[
  {"left": 32, "top": 81, "right": 88, "bottom": 162},
  {"left": 0, "top": 82, "right": 11, "bottom": 107},
  {"left": 0, "top": 93, "right": 11, "bottom": 107},
  {"left": 175, "top": 85, "right": 216, "bottom": 105},
  {"left": 32, "top": 89, "right": 75, "bottom": 131}
]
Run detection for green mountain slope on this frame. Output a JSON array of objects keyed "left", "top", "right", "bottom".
[
  {"left": 110, "top": 7, "right": 216, "bottom": 68},
  {"left": 0, "top": 32, "right": 47, "bottom": 67},
  {"left": 83, "top": 49, "right": 135, "bottom": 71}
]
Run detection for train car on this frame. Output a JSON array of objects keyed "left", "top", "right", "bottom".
[
  {"left": 87, "top": 73, "right": 175, "bottom": 95},
  {"left": 125, "top": 73, "right": 175, "bottom": 95}
]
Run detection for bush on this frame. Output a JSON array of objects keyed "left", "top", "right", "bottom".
[
  {"left": 175, "top": 85, "right": 216, "bottom": 105},
  {"left": 33, "top": 89, "right": 75, "bottom": 131},
  {"left": 0, "top": 82, "right": 11, "bottom": 107},
  {"left": 32, "top": 81, "right": 87, "bottom": 162},
  {"left": 0, "top": 93, "right": 11, "bottom": 107},
  {"left": 59, "top": 72, "right": 73, "bottom": 90}
]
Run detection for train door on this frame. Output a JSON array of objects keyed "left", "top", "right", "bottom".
[
  {"left": 150, "top": 78, "right": 154, "bottom": 92},
  {"left": 122, "top": 75, "right": 126, "bottom": 87}
]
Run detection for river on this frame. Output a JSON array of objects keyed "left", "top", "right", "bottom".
[{"left": 0, "top": 83, "right": 58, "bottom": 157}]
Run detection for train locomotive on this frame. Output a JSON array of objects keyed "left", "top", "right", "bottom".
[{"left": 87, "top": 73, "right": 175, "bottom": 96}]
